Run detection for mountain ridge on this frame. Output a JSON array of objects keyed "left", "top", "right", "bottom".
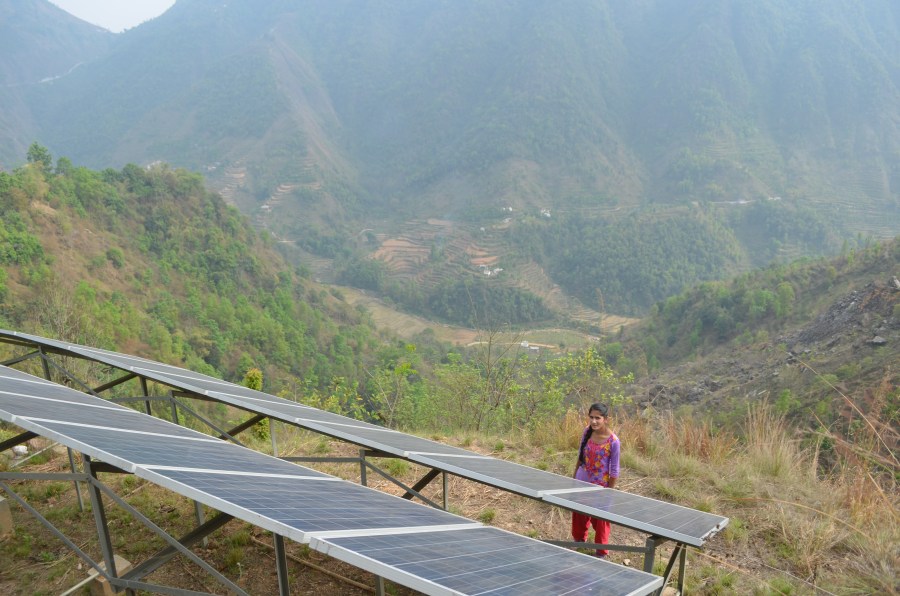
[{"left": 3, "top": 0, "right": 898, "bottom": 318}]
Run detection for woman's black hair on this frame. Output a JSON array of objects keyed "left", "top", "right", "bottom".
[{"left": 577, "top": 403, "right": 609, "bottom": 467}]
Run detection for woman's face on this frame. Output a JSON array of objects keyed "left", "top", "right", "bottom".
[{"left": 588, "top": 410, "right": 608, "bottom": 433}]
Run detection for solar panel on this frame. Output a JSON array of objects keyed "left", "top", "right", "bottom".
[
  {"left": 314, "top": 526, "right": 664, "bottom": 596},
  {"left": 148, "top": 468, "right": 476, "bottom": 540},
  {"left": 412, "top": 453, "right": 592, "bottom": 498},
  {"left": 305, "top": 421, "right": 482, "bottom": 458},
  {"left": 0, "top": 393, "right": 201, "bottom": 441},
  {"left": 0, "top": 364, "right": 664, "bottom": 595},
  {"left": 543, "top": 489, "right": 728, "bottom": 547},
  {"left": 0, "top": 329, "right": 728, "bottom": 548},
  {"left": 0, "top": 368, "right": 103, "bottom": 403}
]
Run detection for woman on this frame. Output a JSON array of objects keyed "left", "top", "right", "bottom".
[{"left": 572, "top": 402, "right": 620, "bottom": 558}]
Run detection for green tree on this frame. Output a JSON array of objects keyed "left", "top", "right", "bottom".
[
  {"left": 243, "top": 368, "right": 268, "bottom": 440},
  {"left": 368, "top": 344, "right": 419, "bottom": 428},
  {"left": 775, "top": 282, "right": 795, "bottom": 318},
  {"left": 540, "top": 347, "right": 633, "bottom": 415},
  {"left": 26, "top": 142, "right": 53, "bottom": 170}
]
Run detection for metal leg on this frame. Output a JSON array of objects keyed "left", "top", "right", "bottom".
[
  {"left": 274, "top": 534, "right": 290, "bottom": 596},
  {"left": 140, "top": 377, "right": 152, "bottom": 416},
  {"left": 360, "top": 449, "right": 368, "bottom": 486},
  {"left": 39, "top": 349, "right": 52, "bottom": 380},
  {"left": 169, "top": 393, "right": 179, "bottom": 425},
  {"left": 84, "top": 456, "right": 118, "bottom": 579},
  {"left": 643, "top": 536, "right": 658, "bottom": 574},
  {"left": 375, "top": 576, "right": 385, "bottom": 596},
  {"left": 194, "top": 501, "right": 208, "bottom": 547},
  {"left": 91, "top": 481, "right": 249, "bottom": 595},
  {"left": 67, "top": 448, "right": 84, "bottom": 512},
  {"left": 443, "top": 472, "right": 448, "bottom": 511},
  {"left": 270, "top": 418, "right": 278, "bottom": 457}
]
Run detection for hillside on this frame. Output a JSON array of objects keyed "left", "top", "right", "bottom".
[
  {"left": 0, "top": 151, "right": 380, "bottom": 396},
  {"left": 620, "top": 238, "right": 899, "bottom": 442},
  {"left": 1, "top": 0, "right": 897, "bottom": 321}
]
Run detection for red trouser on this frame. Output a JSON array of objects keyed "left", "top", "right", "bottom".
[{"left": 572, "top": 511, "right": 611, "bottom": 556}]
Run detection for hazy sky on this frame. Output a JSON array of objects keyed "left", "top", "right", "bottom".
[{"left": 50, "top": 0, "right": 176, "bottom": 33}]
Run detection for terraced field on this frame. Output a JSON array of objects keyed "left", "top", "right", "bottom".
[{"left": 366, "top": 217, "right": 639, "bottom": 332}]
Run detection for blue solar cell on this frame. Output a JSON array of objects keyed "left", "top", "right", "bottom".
[
  {"left": 151, "top": 469, "right": 474, "bottom": 539},
  {"left": 544, "top": 489, "right": 728, "bottom": 546},
  {"left": 316, "top": 527, "right": 663, "bottom": 595}
]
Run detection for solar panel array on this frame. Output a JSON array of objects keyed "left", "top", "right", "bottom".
[
  {"left": 0, "top": 329, "right": 728, "bottom": 548},
  {"left": 0, "top": 364, "right": 663, "bottom": 595}
]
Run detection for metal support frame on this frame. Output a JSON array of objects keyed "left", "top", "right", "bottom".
[
  {"left": 169, "top": 391, "right": 179, "bottom": 426},
  {"left": 274, "top": 533, "right": 290, "bottom": 596},
  {"left": 402, "top": 468, "right": 441, "bottom": 502},
  {"left": 1, "top": 461, "right": 249, "bottom": 595},
  {"left": 270, "top": 418, "right": 278, "bottom": 457},
  {"left": 2, "top": 344, "right": 700, "bottom": 593},
  {"left": 656, "top": 541, "right": 687, "bottom": 595},
  {"left": 84, "top": 456, "right": 119, "bottom": 581},
  {"left": 359, "top": 448, "right": 368, "bottom": 486},
  {"left": 194, "top": 501, "right": 208, "bottom": 547},
  {"left": 1, "top": 348, "right": 42, "bottom": 367},
  {"left": 357, "top": 450, "right": 444, "bottom": 510},
  {"left": 93, "top": 372, "right": 139, "bottom": 394},
  {"left": 220, "top": 413, "right": 267, "bottom": 441},
  {"left": 0, "top": 430, "right": 37, "bottom": 452},
  {"left": 140, "top": 377, "right": 152, "bottom": 415},
  {"left": 0, "top": 476, "right": 107, "bottom": 580},
  {"left": 39, "top": 353, "right": 104, "bottom": 398},
  {"left": 38, "top": 347, "right": 52, "bottom": 381},
  {"left": 123, "top": 513, "right": 234, "bottom": 583},
  {"left": 67, "top": 447, "right": 85, "bottom": 512}
]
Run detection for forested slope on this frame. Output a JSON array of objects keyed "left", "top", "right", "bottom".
[{"left": 0, "top": 147, "right": 379, "bottom": 396}]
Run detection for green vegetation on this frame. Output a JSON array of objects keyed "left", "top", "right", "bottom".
[
  {"left": 424, "top": 278, "right": 552, "bottom": 327},
  {"left": 0, "top": 150, "right": 379, "bottom": 397},
  {"left": 514, "top": 209, "right": 744, "bottom": 315},
  {"left": 632, "top": 238, "right": 899, "bottom": 367}
]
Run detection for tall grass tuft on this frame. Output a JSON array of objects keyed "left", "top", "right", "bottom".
[
  {"left": 529, "top": 408, "right": 584, "bottom": 453},
  {"left": 616, "top": 411, "right": 654, "bottom": 457},
  {"left": 658, "top": 411, "right": 737, "bottom": 464},
  {"left": 743, "top": 401, "right": 804, "bottom": 479}
]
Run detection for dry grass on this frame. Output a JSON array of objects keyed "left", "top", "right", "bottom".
[{"left": 518, "top": 395, "right": 899, "bottom": 594}]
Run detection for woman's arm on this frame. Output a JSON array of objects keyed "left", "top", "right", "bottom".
[{"left": 607, "top": 438, "right": 620, "bottom": 488}]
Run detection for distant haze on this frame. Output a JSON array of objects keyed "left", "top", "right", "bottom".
[{"left": 50, "top": 0, "right": 174, "bottom": 32}]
